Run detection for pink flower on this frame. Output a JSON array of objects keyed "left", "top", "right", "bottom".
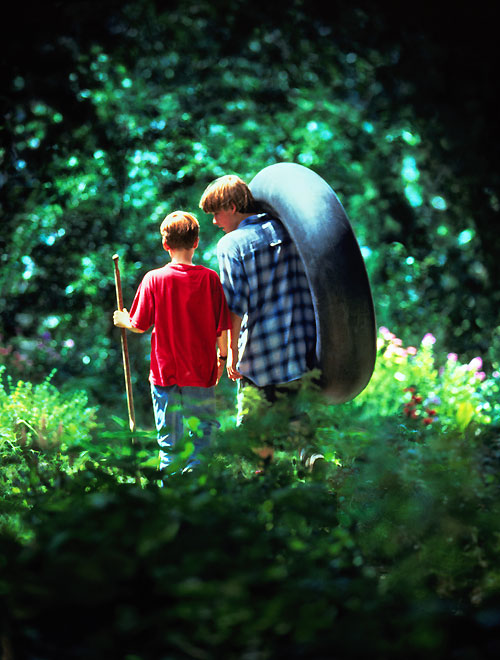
[
  {"left": 407, "top": 346, "right": 417, "bottom": 355},
  {"left": 379, "top": 326, "right": 396, "bottom": 341},
  {"left": 474, "top": 371, "right": 486, "bottom": 382},
  {"left": 421, "top": 333, "right": 436, "bottom": 347},
  {"left": 468, "top": 356, "right": 483, "bottom": 372},
  {"left": 447, "top": 353, "right": 458, "bottom": 363},
  {"left": 388, "top": 345, "right": 407, "bottom": 358}
]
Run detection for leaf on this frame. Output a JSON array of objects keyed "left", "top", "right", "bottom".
[
  {"left": 456, "top": 401, "right": 474, "bottom": 431},
  {"left": 186, "top": 416, "right": 201, "bottom": 433},
  {"left": 139, "top": 456, "right": 160, "bottom": 469}
]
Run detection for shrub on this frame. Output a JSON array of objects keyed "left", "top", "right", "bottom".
[
  {"left": 1, "top": 338, "right": 500, "bottom": 658},
  {"left": 2, "top": 457, "right": 495, "bottom": 660},
  {"left": 0, "top": 365, "right": 98, "bottom": 538},
  {"left": 354, "top": 327, "right": 500, "bottom": 433},
  {"left": 329, "top": 328, "right": 500, "bottom": 608}
]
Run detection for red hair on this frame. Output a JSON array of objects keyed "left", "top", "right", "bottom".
[{"left": 160, "top": 211, "right": 199, "bottom": 249}]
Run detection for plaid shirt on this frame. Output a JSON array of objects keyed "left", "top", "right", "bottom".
[{"left": 217, "top": 214, "right": 316, "bottom": 387}]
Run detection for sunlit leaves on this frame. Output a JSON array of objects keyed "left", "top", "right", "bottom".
[
  {"left": 431, "top": 196, "right": 447, "bottom": 210},
  {"left": 1, "top": 0, "right": 498, "bottom": 401}
]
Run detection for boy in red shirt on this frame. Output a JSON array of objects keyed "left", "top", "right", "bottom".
[{"left": 113, "top": 211, "right": 232, "bottom": 471}]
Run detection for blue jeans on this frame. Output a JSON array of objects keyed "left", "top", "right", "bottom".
[{"left": 150, "top": 383, "right": 217, "bottom": 471}]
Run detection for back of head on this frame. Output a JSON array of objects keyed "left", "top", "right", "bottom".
[
  {"left": 199, "top": 174, "right": 258, "bottom": 213},
  {"left": 160, "top": 211, "right": 199, "bottom": 249}
]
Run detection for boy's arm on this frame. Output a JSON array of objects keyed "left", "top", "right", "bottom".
[
  {"left": 216, "top": 331, "right": 228, "bottom": 385},
  {"left": 113, "top": 308, "right": 145, "bottom": 334},
  {"left": 227, "top": 312, "right": 242, "bottom": 381}
]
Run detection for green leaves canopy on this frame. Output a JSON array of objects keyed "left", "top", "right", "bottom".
[{"left": 1, "top": 0, "right": 499, "bottom": 411}]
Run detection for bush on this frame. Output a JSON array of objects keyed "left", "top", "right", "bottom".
[
  {"left": 329, "top": 328, "right": 500, "bottom": 609},
  {"left": 1, "top": 343, "right": 500, "bottom": 658},
  {"left": 0, "top": 365, "right": 98, "bottom": 539},
  {"left": 353, "top": 327, "right": 500, "bottom": 432},
  {"left": 2, "top": 459, "right": 497, "bottom": 660}
]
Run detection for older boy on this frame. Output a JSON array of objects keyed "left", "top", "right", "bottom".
[
  {"left": 113, "top": 211, "right": 231, "bottom": 471},
  {"left": 199, "top": 175, "right": 320, "bottom": 466},
  {"left": 199, "top": 174, "right": 316, "bottom": 388}
]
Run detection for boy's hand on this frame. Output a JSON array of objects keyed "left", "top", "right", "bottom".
[
  {"left": 227, "top": 349, "right": 242, "bottom": 381},
  {"left": 113, "top": 308, "right": 131, "bottom": 328},
  {"left": 227, "top": 313, "right": 242, "bottom": 381},
  {"left": 113, "top": 309, "right": 145, "bottom": 334}
]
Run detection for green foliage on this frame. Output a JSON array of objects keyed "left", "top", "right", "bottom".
[
  {"left": 356, "top": 327, "right": 500, "bottom": 433},
  {"left": 1, "top": 350, "right": 500, "bottom": 657},
  {"left": 0, "top": 366, "right": 99, "bottom": 538},
  {"left": 2, "top": 2, "right": 500, "bottom": 655},
  {"left": 1, "top": 0, "right": 499, "bottom": 418},
  {"left": 0, "top": 367, "right": 97, "bottom": 450},
  {"left": 329, "top": 328, "right": 500, "bottom": 612},
  {"left": 1, "top": 442, "right": 496, "bottom": 659}
]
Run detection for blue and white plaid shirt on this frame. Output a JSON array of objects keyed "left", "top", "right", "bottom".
[{"left": 217, "top": 214, "right": 316, "bottom": 387}]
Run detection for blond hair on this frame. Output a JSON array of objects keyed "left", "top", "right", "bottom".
[
  {"left": 160, "top": 211, "right": 199, "bottom": 249},
  {"left": 199, "top": 175, "right": 257, "bottom": 213}
]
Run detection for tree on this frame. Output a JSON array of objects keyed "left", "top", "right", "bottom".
[{"left": 1, "top": 0, "right": 499, "bottom": 417}]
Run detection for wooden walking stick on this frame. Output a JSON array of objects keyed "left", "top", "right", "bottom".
[{"left": 112, "top": 254, "right": 136, "bottom": 436}]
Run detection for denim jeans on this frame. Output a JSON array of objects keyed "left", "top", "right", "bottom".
[{"left": 150, "top": 383, "right": 217, "bottom": 471}]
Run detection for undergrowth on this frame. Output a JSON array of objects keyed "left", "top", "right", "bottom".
[{"left": 1, "top": 330, "right": 500, "bottom": 658}]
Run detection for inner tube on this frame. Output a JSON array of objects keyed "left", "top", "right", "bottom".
[{"left": 249, "top": 162, "right": 376, "bottom": 403}]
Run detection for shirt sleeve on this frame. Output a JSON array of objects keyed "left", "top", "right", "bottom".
[
  {"left": 217, "top": 238, "right": 249, "bottom": 319},
  {"left": 129, "top": 272, "right": 155, "bottom": 331}
]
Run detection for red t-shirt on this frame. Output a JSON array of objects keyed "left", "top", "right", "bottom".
[{"left": 129, "top": 263, "right": 232, "bottom": 387}]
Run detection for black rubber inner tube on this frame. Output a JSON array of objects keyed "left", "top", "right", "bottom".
[{"left": 250, "top": 162, "right": 376, "bottom": 403}]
